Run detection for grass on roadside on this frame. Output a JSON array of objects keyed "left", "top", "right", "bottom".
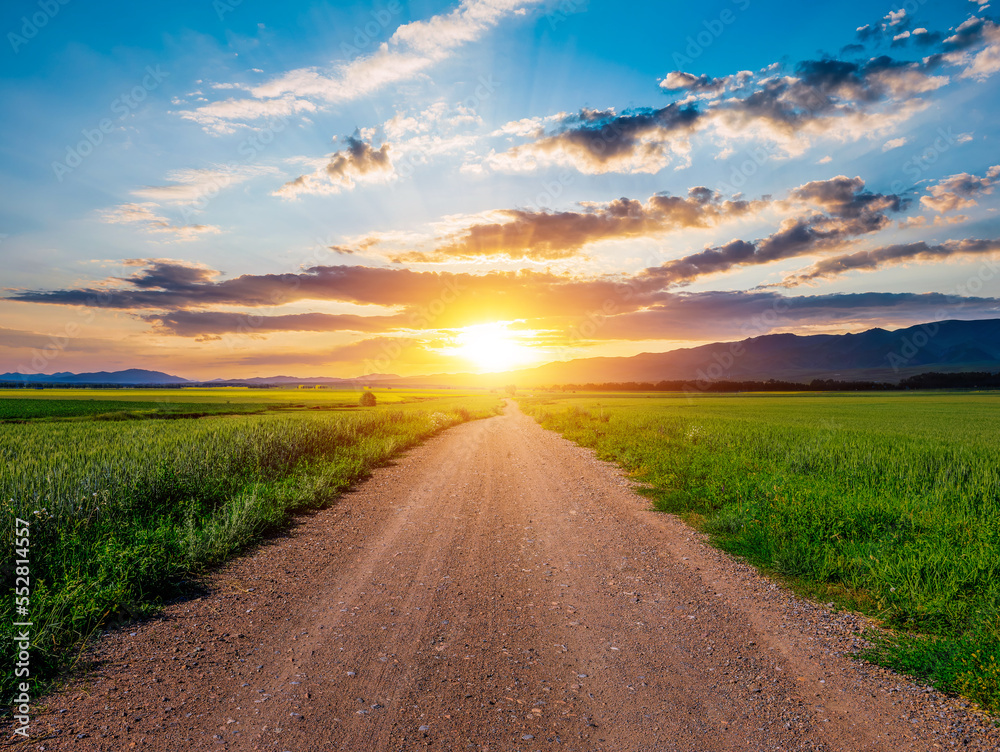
[
  {"left": 518, "top": 391, "right": 1000, "bottom": 713},
  {"left": 0, "top": 396, "right": 500, "bottom": 700}
]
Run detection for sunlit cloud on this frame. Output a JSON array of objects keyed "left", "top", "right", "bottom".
[
  {"left": 275, "top": 135, "right": 394, "bottom": 198},
  {"left": 99, "top": 204, "right": 221, "bottom": 242},
  {"left": 179, "top": 0, "right": 541, "bottom": 133}
]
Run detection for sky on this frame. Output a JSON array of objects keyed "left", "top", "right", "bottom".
[{"left": 1, "top": 0, "right": 999, "bottom": 379}]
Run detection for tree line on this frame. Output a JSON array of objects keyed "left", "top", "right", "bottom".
[{"left": 543, "top": 371, "right": 1000, "bottom": 393}]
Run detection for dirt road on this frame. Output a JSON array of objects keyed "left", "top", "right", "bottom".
[{"left": 22, "top": 402, "right": 999, "bottom": 750}]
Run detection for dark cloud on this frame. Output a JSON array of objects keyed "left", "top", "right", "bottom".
[
  {"left": 779, "top": 238, "right": 1000, "bottom": 286},
  {"left": 7, "top": 262, "right": 664, "bottom": 328},
  {"left": 914, "top": 30, "right": 944, "bottom": 48},
  {"left": 943, "top": 16, "right": 992, "bottom": 52},
  {"left": 492, "top": 31, "right": 971, "bottom": 176},
  {"left": 328, "top": 136, "right": 391, "bottom": 179},
  {"left": 8, "top": 263, "right": 472, "bottom": 310},
  {"left": 394, "top": 188, "right": 764, "bottom": 262},
  {"left": 493, "top": 103, "right": 701, "bottom": 173},
  {"left": 637, "top": 177, "right": 905, "bottom": 286},
  {"left": 145, "top": 310, "right": 412, "bottom": 338},
  {"left": 276, "top": 134, "right": 394, "bottom": 197}
]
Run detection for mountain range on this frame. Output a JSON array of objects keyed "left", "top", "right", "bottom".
[{"left": 2, "top": 318, "right": 999, "bottom": 388}]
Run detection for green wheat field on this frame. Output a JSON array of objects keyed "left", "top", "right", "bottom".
[
  {"left": 4, "top": 387, "right": 1000, "bottom": 716},
  {"left": 0, "top": 389, "right": 501, "bottom": 699},
  {"left": 519, "top": 390, "right": 1000, "bottom": 713}
]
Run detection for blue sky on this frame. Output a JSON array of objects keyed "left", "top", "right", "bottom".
[{"left": 1, "top": 0, "right": 998, "bottom": 378}]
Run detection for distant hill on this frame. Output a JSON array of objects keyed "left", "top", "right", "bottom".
[
  {"left": 0, "top": 368, "right": 189, "bottom": 385},
  {"left": 382, "top": 318, "right": 1000, "bottom": 388}
]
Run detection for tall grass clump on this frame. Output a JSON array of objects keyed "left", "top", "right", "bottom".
[
  {"left": 0, "top": 398, "right": 498, "bottom": 698},
  {"left": 520, "top": 392, "right": 1000, "bottom": 712}
]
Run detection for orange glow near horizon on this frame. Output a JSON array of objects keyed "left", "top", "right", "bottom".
[{"left": 438, "top": 322, "right": 542, "bottom": 373}]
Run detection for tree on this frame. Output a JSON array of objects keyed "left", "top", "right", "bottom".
[
  {"left": 503, "top": 384, "right": 517, "bottom": 397},
  {"left": 359, "top": 390, "right": 377, "bottom": 407}
]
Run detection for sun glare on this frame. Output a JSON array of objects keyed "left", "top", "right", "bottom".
[{"left": 446, "top": 322, "right": 539, "bottom": 373}]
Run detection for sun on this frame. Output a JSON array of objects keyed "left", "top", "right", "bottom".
[{"left": 446, "top": 322, "right": 539, "bottom": 373}]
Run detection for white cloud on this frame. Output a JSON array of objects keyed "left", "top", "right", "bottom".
[
  {"left": 178, "top": 95, "right": 318, "bottom": 135},
  {"left": 132, "top": 165, "right": 278, "bottom": 205},
  {"left": 942, "top": 18, "right": 1000, "bottom": 81},
  {"left": 884, "top": 9, "right": 907, "bottom": 26},
  {"left": 180, "top": 0, "right": 540, "bottom": 133},
  {"left": 100, "top": 203, "right": 221, "bottom": 242},
  {"left": 882, "top": 137, "right": 908, "bottom": 151}
]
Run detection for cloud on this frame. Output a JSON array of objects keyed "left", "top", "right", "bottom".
[
  {"left": 636, "top": 176, "right": 905, "bottom": 286},
  {"left": 920, "top": 165, "right": 1000, "bottom": 213},
  {"left": 133, "top": 165, "right": 278, "bottom": 204},
  {"left": 657, "top": 70, "right": 752, "bottom": 95},
  {"left": 483, "top": 104, "right": 701, "bottom": 174},
  {"left": 5, "top": 261, "right": 580, "bottom": 315},
  {"left": 177, "top": 95, "right": 319, "bottom": 135},
  {"left": 483, "top": 51, "right": 950, "bottom": 174},
  {"left": 99, "top": 204, "right": 221, "bottom": 242},
  {"left": 275, "top": 135, "right": 395, "bottom": 198},
  {"left": 180, "top": 0, "right": 540, "bottom": 133},
  {"left": 778, "top": 238, "right": 1000, "bottom": 285},
  {"left": 885, "top": 9, "right": 907, "bottom": 26},
  {"left": 882, "top": 137, "right": 908, "bottom": 151},
  {"left": 388, "top": 188, "right": 766, "bottom": 262},
  {"left": 144, "top": 310, "right": 411, "bottom": 338},
  {"left": 938, "top": 17, "right": 1000, "bottom": 80}
]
